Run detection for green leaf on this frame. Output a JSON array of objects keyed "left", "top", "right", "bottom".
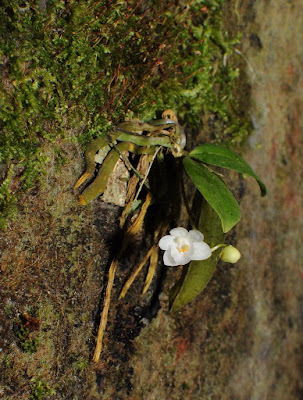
[
  {"left": 169, "top": 199, "right": 224, "bottom": 311},
  {"left": 183, "top": 157, "right": 241, "bottom": 233},
  {"left": 190, "top": 144, "right": 266, "bottom": 196}
]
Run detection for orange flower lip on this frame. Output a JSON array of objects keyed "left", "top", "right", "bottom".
[{"left": 178, "top": 244, "right": 189, "bottom": 253}]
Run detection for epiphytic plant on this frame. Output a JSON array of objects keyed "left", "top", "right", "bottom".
[{"left": 75, "top": 110, "right": 266, "bottom": 362}]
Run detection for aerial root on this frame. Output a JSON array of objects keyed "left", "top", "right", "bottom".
[
  {"left": 92, "top": 258, "right": 118, "bottom": 363},
  {"left": 119, "top": 245, "right": 157, "bottom": 300},
  {"left": 74, "top": 171, "right": 92, "bottom": 189},
  {"left": 92, "top": 192, "right": 152, "bottom": 363},
  {"left": 142, "top": 248, "right": 159, "bottom": 295},
  {"left": 119, "top": 221, "right": 168, "bottom": 299}
]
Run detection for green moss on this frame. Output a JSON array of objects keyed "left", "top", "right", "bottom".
[
  {"left": 14, "top": 308, "right": 41, "bottom": 353},
  {"left": 0, "top": 0, "right": 248, "bottom": 227},
  {"left": 16, "top": 326, "right": 40, "bottom": 354},
  {"left": 30, "top": 377, "right": 55, "bottom": 400},
  {"left": 72, "top": 357, "right": 89, "bottom": 374}
]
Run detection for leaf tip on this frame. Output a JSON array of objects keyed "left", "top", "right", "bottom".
[{"left": 260, "top": 182, "right": 267, "bottom": 197}]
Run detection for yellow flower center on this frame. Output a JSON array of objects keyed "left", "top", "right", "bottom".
[
  {"left": 178, "top": 245, "right": 189, "bottom": 253},
  {"left": 175, "top": 237, "right": 189, "bottom": 253}
]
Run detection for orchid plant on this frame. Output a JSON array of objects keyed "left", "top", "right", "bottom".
[{"left": 76, "top": 110, "right": 266, "bottom": 361}]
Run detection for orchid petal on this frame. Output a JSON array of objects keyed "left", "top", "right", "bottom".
[
  {"left": 188, "top": 229, "right": 204, "bottom": 242},
  {"left": 163, "top": 249, "right": 180, "bottom": 266},
  {"left": 170, "top": 227, "right": 189, "bottom": 238},
  {"left": 191, "top": 241, "right": 211, "bottom": 260},
  {"left": 170, "top": 245, "right": 193, "bottom": 265},
  {"left": 159, "top": 235, "right": 175, "bottom": 251}
]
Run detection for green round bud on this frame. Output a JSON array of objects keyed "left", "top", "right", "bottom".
[{"left": 220, "top": 245, "right": 241, "bottom": 263}]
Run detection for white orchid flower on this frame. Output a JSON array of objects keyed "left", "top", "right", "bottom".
[{"left": 159, "top": 227, "right": 211, "bottom": 266}]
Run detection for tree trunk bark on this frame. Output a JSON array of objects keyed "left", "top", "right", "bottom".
[{"left": 1, "top": 1, "right": 302, "bottom": 399}]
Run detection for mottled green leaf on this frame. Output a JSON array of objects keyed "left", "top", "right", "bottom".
[
  {"left": 190, "top": 144, "right": 266, "bottom": 196},
  {"left": 183, "top": 157, "right": 241, "bottom": 233},
  {"left": 169, "top": 199, "right": 224, "bottom": 311}
]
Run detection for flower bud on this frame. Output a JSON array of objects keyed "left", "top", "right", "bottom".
[{"left": 219, "top": 245, "right": 241, "bottom": 263}]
